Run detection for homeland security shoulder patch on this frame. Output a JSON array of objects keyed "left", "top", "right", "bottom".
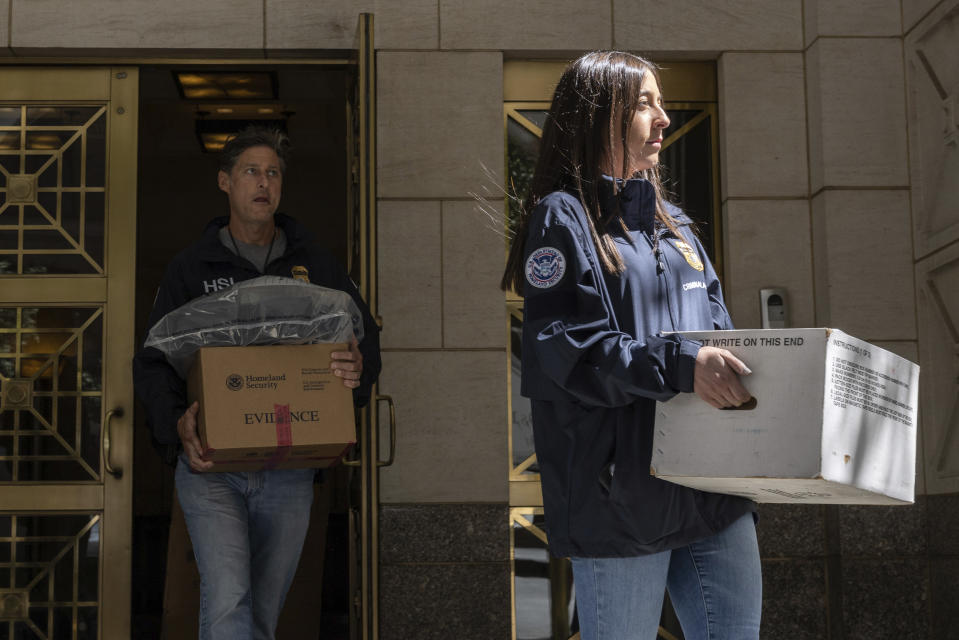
[{"left": 525, "top": 246, "right": 567, "bottom": 289}]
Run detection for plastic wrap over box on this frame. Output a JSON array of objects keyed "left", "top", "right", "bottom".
[
  {"left": 144, "top": 276, "right": 364, "bottom": 378},
  {"left": 143, "top": 276, "right": 364, "bottom": 471}
]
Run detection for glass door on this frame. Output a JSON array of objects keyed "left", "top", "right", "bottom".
[{"left": 0, "top": 67, "right": 138, "bottom": 639}]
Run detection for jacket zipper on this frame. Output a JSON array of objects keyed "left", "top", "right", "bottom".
[{"left": 648, "top": 230, "right": 678, "bottom": 331}]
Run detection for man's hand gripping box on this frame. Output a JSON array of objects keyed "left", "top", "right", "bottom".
[
  {"left": 651, "top": 329, "right": 919, "bottom": 504},
  {"left": 187, "top": 343, "right": 355, "bottom": 472}
]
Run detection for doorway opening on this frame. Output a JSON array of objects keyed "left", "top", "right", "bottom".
[{"left": 133, "top": 63, "right": 355, "bottom": 639}]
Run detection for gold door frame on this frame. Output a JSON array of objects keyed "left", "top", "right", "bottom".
[
  {"left": 344, "top": 14, "right": 392, "bottom": 640},
  {"left": 1, "top": 22, "right": 384, "bottom": 638},
  {"left": 0, "top": 66, "right": 137, "bottom": 639}
]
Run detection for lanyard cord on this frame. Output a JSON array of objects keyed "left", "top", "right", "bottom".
[{"left": 228, "top": 227, "right": 276, "bottom": 273}]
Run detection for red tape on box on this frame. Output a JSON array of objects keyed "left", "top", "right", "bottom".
[
  {"left": 274, "top": 404, "right": 293, "bottom": 447},
  {"left": 262, "top": 403, "right": 293, "bottom": 470}
]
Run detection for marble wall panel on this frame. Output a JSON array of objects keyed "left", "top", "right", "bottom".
[
  {"left": 916, "top": 244, "right": 959, "bottom": 495},
  {"left": 10, "top": 0, "right": 263, "bottom": 51},
  {"left": 379, "top": 563, "right": 510, "bottom": 640},
  {"left": 377, "top": 52, "right": 502, "bottom": 200},
  {"left": 926, "top": 493, "right": 959, "bottom": 555},
  {"left": 904, "top": 0, "right": 947, "bottom": 32},
  {"left": 378, "top": 201, "right": 442, "bottom": 349},
  {"left": 723, "top": 200, "right": 814, "bottom": 329},
  {"left": 718, "top": 53, "right": 808, "bottom": 198},
  {"left": 439, "top": 0, "right": 610, "bottom": 50},
  {"left": 373, "top": 0, "right": 438, "bottom": 49},
  {"left": 0, "top": 1, "right": 9, "bottom": 51},
  {"left": 930, "top": 557, "right": 959, "bottom": 640},
  {"left": 378, "top": 351, "right": 507, "bottom": 503},
  {"left": 810, "top": 190, "right": 915, "bottom": 340},
  {"left": 838, "top": 498, "right": 927, "bottom": 555},
  {"left": 265, "top": 0, "right": 359, "bottom": 50},
  {"left": 265, "top": 0, "right": 438, "bottom": 50},
  {"left": 379, "top": 503, "right": 508, "bottom": 563},
  {"left": 761, "top": 560, "right": 828, "bottom": 640},
  {"left": 613, "top": 0, "right": 802, "bottom": 52},
  {"left": 442, "top": 200, "right": 504, "bottom": 349},
  {"left": 804, "top": 0, "right": 902, "bottom": 45},
  {"left": 806, "top": 43, "right": 826, "bottom": 198},
  {"left": 841, "top": 559, "right": 931, "bottom": 640},
  {"left": 756, "top": 504, "right": 824, "bottom": 558},
  {"left": 906, "top": 0, "right": 959, "bottom": 257},
  {"left": 805, "top": 38, "right": 910, "bottom": 191}
]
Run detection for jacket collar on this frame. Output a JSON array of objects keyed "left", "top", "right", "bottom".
[
  {"left": 598, "top": 175, "right": 693, "bottom": 236},
  {"left": 599, "top": 175, "right": 656, "bottom": 234}
]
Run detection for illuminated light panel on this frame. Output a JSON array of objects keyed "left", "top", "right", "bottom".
[{"left": 173, "top": 71, "right": 277, "bottom": 100}]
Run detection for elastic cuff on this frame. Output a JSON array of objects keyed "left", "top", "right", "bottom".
[{"left": 676, "top": 338, "right": 702, "bottom": 393}]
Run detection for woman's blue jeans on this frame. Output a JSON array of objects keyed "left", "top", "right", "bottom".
[
  {"left": 571, "top": 513, "right": 762, "bottom": 640},
  {"left": 175, "top": 456, "right": 315, "bottom": 640}
]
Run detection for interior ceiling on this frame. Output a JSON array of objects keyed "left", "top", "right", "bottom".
[{"left": 138, "top": 66, "right": 348, "bottom": 155}]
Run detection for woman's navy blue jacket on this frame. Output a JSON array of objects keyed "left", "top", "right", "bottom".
[
  {"left": 521, "top": 177, "right": 754, "bottom": 557},
  {"left": 133, "top": 213, "right": 381, "bottom": 464}
]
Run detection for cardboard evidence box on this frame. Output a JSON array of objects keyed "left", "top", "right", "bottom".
[
  {"left": 187, "top": 343, "right": 355, "bottom": 472},
  {"left": 650, "top": 329, "right": 919, "bottom": 504}
]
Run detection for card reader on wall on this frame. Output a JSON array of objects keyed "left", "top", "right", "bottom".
[{"left": 760, "top": 288, "right": 787, "bottom": 328}]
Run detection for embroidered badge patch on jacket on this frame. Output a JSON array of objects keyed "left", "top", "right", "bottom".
[
  {"left": 525, "top": 246, "right": 567, "bottom": 288},
  {"left": 672, "top": 240, "right": 704, "bottom": 272},
  {"left": 291, "top": 265, "right": 310, "bottom": 282}
]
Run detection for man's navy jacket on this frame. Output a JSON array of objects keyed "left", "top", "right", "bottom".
[
  {"left": 521, "top": 177, "right": 754, "bottom": 558},
  {"left": 133, "top": 213, "right": 381, "bottom": 464}
]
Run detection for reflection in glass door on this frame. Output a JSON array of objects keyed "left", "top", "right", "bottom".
[{"left": 0, "top": 67, "right": 138, "bottom": 639}]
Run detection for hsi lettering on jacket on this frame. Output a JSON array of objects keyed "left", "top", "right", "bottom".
[{"left": 202, "top": 277, "right": 235, "bottom": 293}]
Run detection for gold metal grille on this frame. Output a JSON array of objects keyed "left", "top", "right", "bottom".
[
  {"left": 0, "top": 105, "right": 108, "bottom": 275},
  {"left": 0, "top": 307, "right": 104, "bottom": 482},
  {"left": 0, "top": 513, "right": 100, "bottom": 639},
  {"left": 0, "top": 66, "right": 138, "bottom": 640}
]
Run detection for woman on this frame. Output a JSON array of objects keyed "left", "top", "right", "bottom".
[{"left": 502, "top": 51, "right": 761, "bottom": 639}]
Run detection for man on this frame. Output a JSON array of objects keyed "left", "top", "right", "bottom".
[{"left": 133, "top": 127, "right": 381, "bottom": 639}]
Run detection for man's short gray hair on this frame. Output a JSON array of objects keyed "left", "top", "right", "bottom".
[{"left": 219, "top": 126, "right": 291, "bottom": 174}]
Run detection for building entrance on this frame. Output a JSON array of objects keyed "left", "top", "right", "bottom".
[
  {"left": 0, "top": 15, "right": 383, "bottom": 638},
  {"left": 133, "top": 63, "right": 357, "bottom": 639}
]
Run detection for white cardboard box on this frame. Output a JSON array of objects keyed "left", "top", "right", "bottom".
[{"left": 650, "top": 329, "right": 919, "bottom": 504}]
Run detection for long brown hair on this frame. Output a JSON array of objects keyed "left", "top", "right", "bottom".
[{"left": 501, "top": 51, "right": 680, "bottom": 293}]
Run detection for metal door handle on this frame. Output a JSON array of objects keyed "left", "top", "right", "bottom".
[
  {"left": 376, "top": 394, "right": 395, "bottom": 468},
  {"left": 102, "top": 407, "right": 124, "bottom": 478},
  {"left": 341, "top": 395, "right": 396, "bottom": 468}
]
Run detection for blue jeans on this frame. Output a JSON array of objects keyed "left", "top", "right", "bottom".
[
  {"left": 175, "top": 456, "right": 315, "bottom": 640},
  {"left": 571, "top": 513, "right": 761, "bottom": 640}
]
